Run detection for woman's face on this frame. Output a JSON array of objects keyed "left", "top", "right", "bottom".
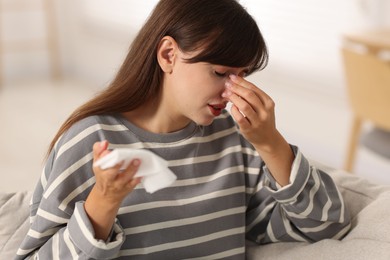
[{"left": 163, "top": 51, "right": 247, "bottom": 127}]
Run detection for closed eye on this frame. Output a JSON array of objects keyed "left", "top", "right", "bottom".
[{"left": 214, "top": 71, "right": 227, "bottom": 77}]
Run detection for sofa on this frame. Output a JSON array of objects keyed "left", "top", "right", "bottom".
[{"left": 1, "top": 163, "right": 390, "bottom": 259}]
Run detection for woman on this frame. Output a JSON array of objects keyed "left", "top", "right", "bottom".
[{"left": 16, "top": 0, "right": 350, "bottom": 259}]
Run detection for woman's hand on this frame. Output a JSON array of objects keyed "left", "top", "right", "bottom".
[
  {"left": 92, "top": 140, "right": 142, "bottom": 203},
  {"left": 84, "top": 140, "right": 141, "bottom": 240},
  {"left": 223, "top": 74, "right": 277, "bottom": 152},
  {"left": 222, "top": 75, "right": 294, "bottom": 186}
]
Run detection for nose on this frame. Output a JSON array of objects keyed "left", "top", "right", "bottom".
[{"left": 221, "top": 89, "right": 229, "bottom": 99}]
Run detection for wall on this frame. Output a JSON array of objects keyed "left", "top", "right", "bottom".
[
  {"left": 3, "top": 0, "right": 389, "bottom": 90},
  {"left": 1, "top": 0, "right": 50, "bottom": 82},
  {"left": 1, "top": 0, "right": 390, "bottom": 181}
]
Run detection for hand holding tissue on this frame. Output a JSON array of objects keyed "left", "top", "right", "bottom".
[{"left": 94, "top": 148, "right": 177, "bottom": 193}]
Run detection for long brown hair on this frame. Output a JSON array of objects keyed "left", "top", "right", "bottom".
[{"left": 47, "top": 0, "right": 268, "bottom": 155}]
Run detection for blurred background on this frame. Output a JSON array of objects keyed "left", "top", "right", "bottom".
[{"left": 1, "top": 0, "right": 389, "bottom": 192}]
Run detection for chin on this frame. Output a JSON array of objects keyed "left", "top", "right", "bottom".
[{"left": 194, "top": 116, "right": 215, "bottom": 126}]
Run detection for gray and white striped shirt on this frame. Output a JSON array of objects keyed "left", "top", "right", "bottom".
[{"left": 16, "top": 111, "right": 350, "bottom": 259}]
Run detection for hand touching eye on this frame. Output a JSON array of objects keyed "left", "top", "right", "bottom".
[
  {"left": 222, "top": 75, "right": 294, "bottom": 187},
  {"left": 222, "top": 75, "right": 277, "bottom": 151}
]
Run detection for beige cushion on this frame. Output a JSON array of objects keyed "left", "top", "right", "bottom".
[
  {"left": 0, "top": 191, "right": 31, "bottom": 258},
  {"left": 247, "top": 164, "right": 390, "bottom": 260}
]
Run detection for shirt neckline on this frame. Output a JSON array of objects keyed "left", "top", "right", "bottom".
[{"left": 118, "top": 114, "right": 199, "bottom": 144}]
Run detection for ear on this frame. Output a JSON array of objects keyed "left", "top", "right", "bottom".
[{"left": 157, "top": 36, "right": 178, "bottom": 73}]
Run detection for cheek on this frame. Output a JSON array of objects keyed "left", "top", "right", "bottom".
[
  {"left": 174, "top": 65, "right": 223, "bottom": 98},
  {"left": 196, "top": 73, "right": 224, "bottom": 92},
  {"left": 207, "top": 78, "right": 226, "bottom": 95}
]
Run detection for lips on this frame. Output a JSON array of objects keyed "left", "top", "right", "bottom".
[{"left": 208, "top": 103, "right": 226, "bottom": 116}]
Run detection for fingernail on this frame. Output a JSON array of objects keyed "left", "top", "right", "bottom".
[
  {"left": 132, "top": 159, "right": 141, "bottom": 166},
  {"left": 225, "top": 81, "right": 232, "bottom": 89},
  {"left": 222, "top": 90, "right": 232, "bottom": 98},
  {"left": 229, "top": 74, "right": 238, "bottom": 81},
  {"left": 99, "top": 140, "right": 107, "bottom": 147}
]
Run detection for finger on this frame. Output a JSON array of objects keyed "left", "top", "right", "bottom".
[
  {"left": 92, "top": 142, "right": 101, "bottom": 161},
  {"left": 126, "top": 177, "right": 142, "bottom": 190},
  {"left": 227, "top": 92, "right": 257, "bottom": 120},
  {"left": 225, "top": 80, "right": 265, "bottom": 114},
  {"left": 229, "top": 74, "right": 258, "bottom": 91},
  {"left": 229, "top": 75, "right": 274, "bottom": 109},
  {"left": 230, "top": 105, "right": 251, "bottom": 128},
  {"left": 92, "top": 149, "right": 113, "bottom": 170},
  {"left": 121, "top": 159, "right": 141, "bottom": 183},
  {"left": 92, "top": 140, "right": 108, "bottom": 161},
  {"left": 97, "top": 160, "right": 123, "bottom": 181}
]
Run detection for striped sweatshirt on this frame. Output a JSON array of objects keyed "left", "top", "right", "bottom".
[{"left": 16, "top": 110, "right": 351, "bottom": 259}]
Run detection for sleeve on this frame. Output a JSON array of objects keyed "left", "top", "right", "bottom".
[
  {"left": 245, "top": 145, "right": 351, "bottom": 244},
  {"left": 15, "top": 118, "right": 125, "bottom": 259}
]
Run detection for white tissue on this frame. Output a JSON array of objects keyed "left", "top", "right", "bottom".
[{"left": 94, "top": 148, "right": 177, "bottom": 193}]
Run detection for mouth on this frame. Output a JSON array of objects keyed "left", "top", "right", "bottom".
[{"left": 208, "top": 103, "right": 226, "bottom": 116}]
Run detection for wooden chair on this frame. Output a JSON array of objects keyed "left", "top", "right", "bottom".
[{"left": 342, "top": 47, "right": 390, "bottom": 172}]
